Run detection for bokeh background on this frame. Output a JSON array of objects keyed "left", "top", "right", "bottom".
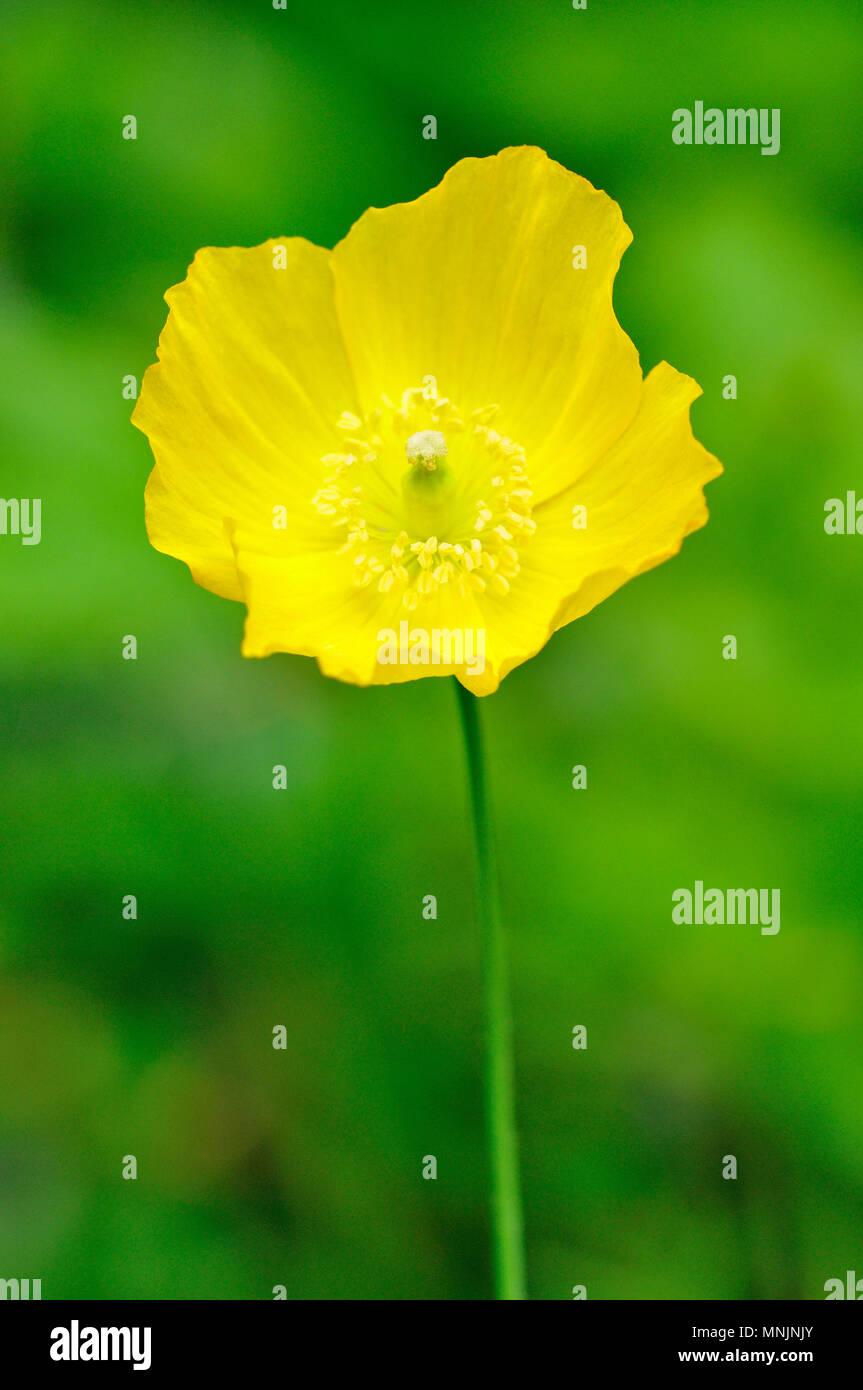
[{"left": 2, "top": 0, "right": 862, "bottom": 1300}]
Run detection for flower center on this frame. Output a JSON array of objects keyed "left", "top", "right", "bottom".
[{"left": 312, "top": 380, "right": 535, "bottom": 609}]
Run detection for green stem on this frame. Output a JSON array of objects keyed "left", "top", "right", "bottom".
[{"left": 455, "top": 679, "right": 527, "bottom": 1300}]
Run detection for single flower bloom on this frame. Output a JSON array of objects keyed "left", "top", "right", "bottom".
[{"left": 133, "top": 146, "right": 721, "bottom": 695}]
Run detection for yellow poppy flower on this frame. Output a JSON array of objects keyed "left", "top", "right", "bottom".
[{"left": 133, "top": 146, "right": 721, "bottom": 696}]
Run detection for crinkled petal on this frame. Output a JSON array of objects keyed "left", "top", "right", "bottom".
[
  {"left": 535, "top": 362, "right": 722, "bottom": 634},
  {"left": 133, "top": 238, "right": 357, "bottom": 600},
  {"left": 448, "top": 365, "right": 719, "bottom": 692},
  {"left": 233, "top": 527, "right": 488, "bottom": 688}
]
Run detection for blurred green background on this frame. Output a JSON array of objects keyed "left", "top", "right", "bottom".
[{"left": 2, "top": 0, "right": 862, "bottom": 1300}]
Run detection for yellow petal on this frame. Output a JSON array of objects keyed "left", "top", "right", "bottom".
[
  {"left": 451, "top": 363, "right": 719, "bottom": 693},
  {"left": 331, "top": 146, "right": 641, "bottom": 503},
  {"left": 538, "top": 362, "right": 722, "bottom": 631},
  {"left": 133, "top": 238, "right": 357, "bottom": 600},
  {"left": 234, "top": 531, "right": 488, "bottom": 688}
]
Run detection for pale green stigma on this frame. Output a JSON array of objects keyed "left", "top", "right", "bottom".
[{"left": 405, "top": 429, "right": 448, "bottom": 471}]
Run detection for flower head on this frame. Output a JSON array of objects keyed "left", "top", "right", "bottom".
[{"left": 133, "top": 147, "right": 721, "bottom": 695}]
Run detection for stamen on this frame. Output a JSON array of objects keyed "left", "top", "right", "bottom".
[{"left": 313, "top": 381, "right": 535, "bottom": 610}]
